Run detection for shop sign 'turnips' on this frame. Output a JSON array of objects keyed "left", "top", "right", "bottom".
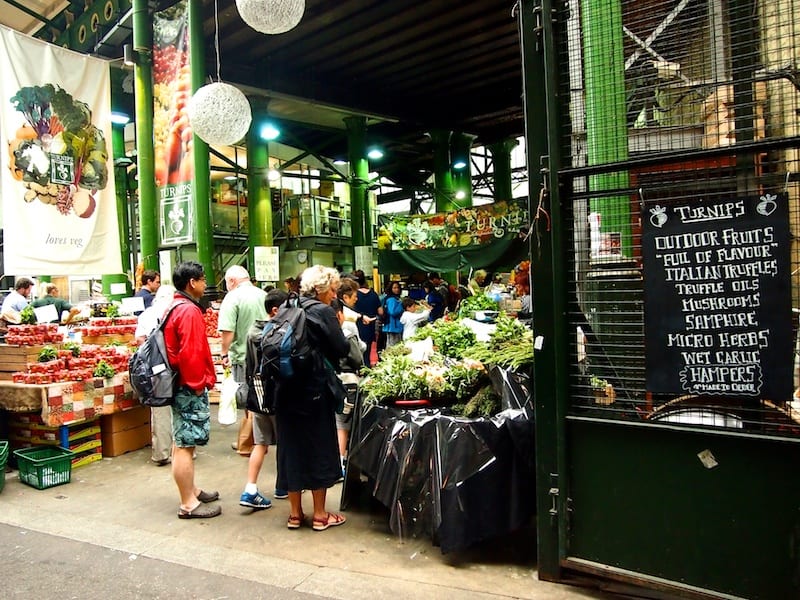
[{"left": 378, "top": 200, "right": 529, "bottom": 251}]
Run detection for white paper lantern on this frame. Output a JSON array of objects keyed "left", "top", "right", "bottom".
[
  {"left": 187, "top": 82, "right": 252, "bottom": 146},
  {"left": 236, "top": 0, "right": 305, "bottom": 35}
]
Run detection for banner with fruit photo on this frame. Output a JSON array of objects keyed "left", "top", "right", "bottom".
[
  {"left": 153, "top": 0, "right": 194, "bottom": 246},
  {"left": 0, "top": 24, "right": 120, "bottom": 275}
]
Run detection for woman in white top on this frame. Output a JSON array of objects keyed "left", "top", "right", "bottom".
[{"left": 135, "top": 284, "right": 176, "bottom": 466}]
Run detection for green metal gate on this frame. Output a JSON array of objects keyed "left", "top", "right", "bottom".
[{"left": 522, "top": 1, "right": 800, "bottom": 597}]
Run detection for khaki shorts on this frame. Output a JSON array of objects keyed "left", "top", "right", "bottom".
[{"left": 252, "top": 411, "right": 277, "bottom": 446}]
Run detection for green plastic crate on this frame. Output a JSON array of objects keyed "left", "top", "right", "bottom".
[
  {"left": 0, "top": 441, "right": 7, "bottom": 493},
  {"left": 13, "top": 446, "right": 74, "bottom": 490}
]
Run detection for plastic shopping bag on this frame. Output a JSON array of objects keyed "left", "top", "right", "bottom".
[{"left": 218, "top": 370, "right": 238, "bottom": 426}]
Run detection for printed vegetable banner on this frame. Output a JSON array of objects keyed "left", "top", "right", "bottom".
[
  {"left": 0, "top": 24, "right": 121, "bottom": 275},
  {"left": 377, "top": 199, "right": 530, "bottom": 273},
  {"left": 153, "top": 0, "right": 194, "bottom": 247}
]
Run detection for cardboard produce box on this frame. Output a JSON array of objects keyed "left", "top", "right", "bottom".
[{"left": 100, "top": 404, "right": 151, "bottom": 457}]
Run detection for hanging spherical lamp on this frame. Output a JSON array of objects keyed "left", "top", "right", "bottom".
[
  {"left": 187, "top": 82, "right": 252, "bottom": 146},
  {"left": 235, "top": 0, "right": 305, "bottom": 35}
]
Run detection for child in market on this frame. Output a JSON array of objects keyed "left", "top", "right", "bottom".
[{"left": 400, "top": 296, "right": 430, "bottom": 341}]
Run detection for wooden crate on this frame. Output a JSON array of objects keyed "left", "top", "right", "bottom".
[
  {"left": 81, "top": 334, "right": 135, "bottom": 345},
  {"left": 0, "top": 344, "right": 48, "bottom": 375}
]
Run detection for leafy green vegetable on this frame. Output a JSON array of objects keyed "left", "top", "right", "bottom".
[
  {"left": 50, "top": 87, "right": 90, "bottom": 131},
  {"left": 9, "top": 84, "right": 55, "bottom": 137},
  {"left": 411, "top": 318, "right": 476, "bottom": 359},
  {"left": 37, "top": 346, "right": 58, "bottom": 362},
  {"left": 463, "top": 315, "right": 534, "bottom": 369},
  {"left": 49, "top": 87, "right": 108, "bottom": 191},
  {"left": 450, "top": 385, "right": 501, "bottom": 418},
  {"left": 457, "top": 293, "right": 499, "bottom": 319},
  {"left": 19, "top": 305, "right": 36, "bottom": 325},
  {"left": 63, "top": 342, "right": 81, "bottom": 357},
  {"left": 360, "top": 351, "right": 486, "bottom": 405},
  {"left": 93, "top": 360, "right": 116, "bottom": 379},
  {"left": 13, "top": 140, "right": 50, "bottom": 185},
  {"left": 105, "top": 303, "right": 120, "bottom": 319}
]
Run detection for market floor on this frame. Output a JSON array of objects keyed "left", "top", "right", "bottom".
[{"left": 0, "top": 407, "right": 620, "bottom": 600}]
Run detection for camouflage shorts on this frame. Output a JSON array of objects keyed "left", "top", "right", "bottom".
[{"left": 171, "top": 387, "right": 210, "bottom": 447}]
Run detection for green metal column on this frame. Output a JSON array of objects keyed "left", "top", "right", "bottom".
[
  {"left": 131, "top": 0, "right": 157, "bottom": 271},
  {"left": 582, "top": 0, "right": 631, "bottom": 258},
  {"left": 345, "top": 116, "right": 371, "bottom": 272},
  {"left": 188, "top": 0, "right": 214, "bottom": 279},
  {"left": 112, "top": 124, "right": 132, "bottom": 278},
  {"left": 247, "top": 98, "right": 273, "bottom": 273},
  {"left": 104, "top": 123, "right": 132, "bottom": 299},
  {"left": 451, "top": 132, "right": 475, "bottom": 207},
  {"left": 489, "top": 138, "right": 519, "bottom": 201},
  {"left": 522, "top": 0, "right": 569, "bottom": 580},
  {"left": 431, "top": 129, "right": 456, "bottom": 212}
]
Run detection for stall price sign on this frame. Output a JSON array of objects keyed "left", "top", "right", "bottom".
[{"left": 642, "top": 194, "right": 792, "bottom": 400}]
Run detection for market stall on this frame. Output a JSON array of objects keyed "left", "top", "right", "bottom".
[
  {"left": 0, "top": 319, "right": 145, "bottom": 463},
  {"left": 341, "top": 310, "right": 535, "bottom": 553}
]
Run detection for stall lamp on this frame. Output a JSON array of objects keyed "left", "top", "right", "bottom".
[
  {"left": 452, "top": 159, "right": 468, "bottom": 170},
  {"left": 333, "top": 158, "right": 348, "bottom": 166},
  {"left": 367, "top": 147, "right": 384, "bottom": 160},
  {"left": 260, "top": 122, "right": 280, "bottom": 141},
  {"left": 267, "top": 169, "right": 281, "bottom": 181},
  {"left": 110, "top": 112, "right": 130, "bottom": 125},
  {"left": 123, "top": 44, "right": 138, "bottom": 66},
  {"left": 224, "top": 175, "right": 238, "bottom": 181},
  {"left": 455, "top": 190, "right": 467, "bottom": 200}
]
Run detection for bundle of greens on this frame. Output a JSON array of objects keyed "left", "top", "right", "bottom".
[
  {"left": 450, "top": 384, "right": 502, "bottom": 419},
  {"left": 360, "top": 350, "right": 486, "bottom": 405},
  {"left": 463, "top": 314, "right": 534, "bottom": 370},
  {"left": 410, "top": 318, "right": 476, "bottom": 359},
  {"left": 457, "top": 293, "right": 499, "bottom": 319}
]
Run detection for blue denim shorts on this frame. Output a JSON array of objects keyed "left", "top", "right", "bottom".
[{"left": 171, "top": 387, "right": 210, "bottom": 447}]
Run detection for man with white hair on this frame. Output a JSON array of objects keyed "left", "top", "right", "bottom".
[{"left": 218, "top": 265, "right": 267, "bottom": 459}]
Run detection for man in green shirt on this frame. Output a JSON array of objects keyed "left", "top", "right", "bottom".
[{"left": 32, "top": 283, "right": 80, "bottom": 324}]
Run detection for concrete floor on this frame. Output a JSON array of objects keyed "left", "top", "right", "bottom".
[{"left": 0, "top": 407, "right": 618, "bottom": 600}]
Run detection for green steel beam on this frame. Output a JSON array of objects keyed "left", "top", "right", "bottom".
[
  {"left": 112, "top": 124, "right": 132, "bottom": 277},
  {"left": 247, "top": 97, "right": 273, "bottom": 272},
  {"left": 489, "top": 138, "right": 519, "bottom": 201},
  {"left": 431, "top": 129, "right": 456, "bottom": 212},
  {"left": 188, "top": 0, "right": 214, "bottom": 280},
  {"left": 345, "top": 115, "right": 369, "bottom": 248},
  {"left": 582, "top": 0, "right": 632, "bottom": 258},
  {"left": 131, "top": 0, "right": 158, "bottom": 271},
  {"left": 521, "top": 0, "right": 569, "bottom": 580}
]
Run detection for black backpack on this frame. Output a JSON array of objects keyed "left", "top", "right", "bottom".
[
  {"left": 128, "top": 301, "right": 185, "bottom": 407},
  {"left": 259, "top": 293, "right": 315, "bottom": 383}
]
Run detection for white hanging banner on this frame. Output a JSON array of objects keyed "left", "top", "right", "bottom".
[{"left": 0, "top": 25, "right": 121, "bottom": 275}]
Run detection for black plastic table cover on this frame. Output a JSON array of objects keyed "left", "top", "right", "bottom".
[{"left": 345, "top": 367, "right": 535, "bottom": 553}]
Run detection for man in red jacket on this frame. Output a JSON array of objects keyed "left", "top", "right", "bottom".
[{"left": 164, "top": 261, "right": 221, "bottom": 519}]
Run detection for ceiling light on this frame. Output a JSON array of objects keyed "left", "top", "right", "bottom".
[
  {"left": 267, "top": 169, "right": 281, "bottom": 181},
  {"left": 260, "top": 122, "right": 280, "bottom": 140},
  {"left": 367, "top": 147, "right": 384, "bottom": 160},
  {"left": 452, "top": 159, "right": 468, "bottom": 170},
  {"left": 188, "top": 82, "right": 252, "bottom": 146},
  {"left": 110, "top": 112, "right": 130, "bottom": 125},
  {"left": 236, "top": 0, "right": 306, "bottom": 35},
  {"left": 333, "top": 158, "right": 347, "bottom": 166}
]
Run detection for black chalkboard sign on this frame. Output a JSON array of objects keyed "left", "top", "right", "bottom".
[{"left": 642, "top": 194, "right": 792, "bottom": 400}]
